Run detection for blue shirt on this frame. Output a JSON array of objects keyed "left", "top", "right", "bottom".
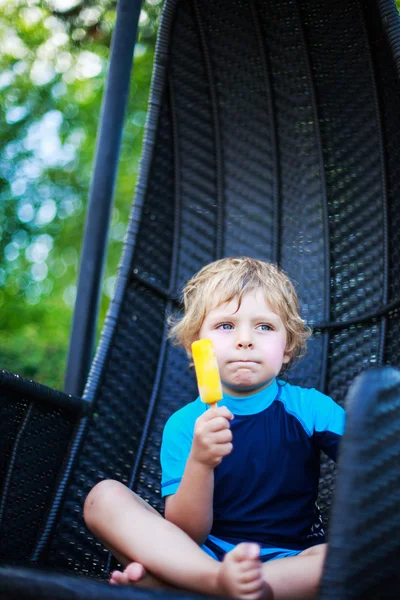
[{"left": 161, "top": 379, "right": 345, "bottom": 553}]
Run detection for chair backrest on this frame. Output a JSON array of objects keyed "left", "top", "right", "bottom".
[{"left": 37, "top": 0, "right": 400, "bottom": 579}]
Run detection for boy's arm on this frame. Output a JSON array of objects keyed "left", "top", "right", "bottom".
[
  {"left": 313, "top": 391, "right": 346, "bottom": 461},
  {"left": 163, "top": 406, "right": 233, "bottom": 545},
  {"left": 164, "top": 455, "right": 214, "bottom": 544}
]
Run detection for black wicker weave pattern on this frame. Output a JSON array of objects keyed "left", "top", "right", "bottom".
[
  {"left": 260, "top": 0, "right": 328, "bottom": 315},
  {"left": 169, "top": 0, "right": 224, "bottom": 289},
  {"left": 256, "top": 0, "right": 331, "bottom": 396},
  {"left": 45, "top": 283, "right": 168, "bottom": 577},
  {"left": 0, "top": 565, "right": 221, "bottom": 600},
  {"left": 0, "top": 390, "right": 77, "bottom": 562},
  {"left": 317, "top": 323, "right": 381, "bottom": 520},
  {"left": 132, "top": 97, "right": 176, "bottom": 293},
  {"left": 374, "top": 1, "right": 400, "bottom": 368},
  {"left": 288, "top": 334, "right": 325, "bottom": 391},
  {"left": 302, "top": 0, "right": 387, "bottom": 321},
  {"left": 0, "top": 394, "right": 29, "bottom": 493},
  {"left": 320, "top": 368, "right": 400, "bottom": 599},
  {"left": 386, "top": 309, "right": 400, "bottom": 366},
  {"left": 132, "top": 343, "right": 197, "bottom": 512},
  {"left": 199, "top": 0, "right": 277, "bottom": 261}
]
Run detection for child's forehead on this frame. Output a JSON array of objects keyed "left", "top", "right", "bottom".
[{"left": 206, "top": 289, "right": 279, "bottom": 315}]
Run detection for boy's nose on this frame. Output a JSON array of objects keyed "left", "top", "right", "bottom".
[
  {"left": 235, "top": 326, "right": 254, "bottom": 349},
  {"left": 236, "top": 337, "right": 253, "bottom": 349},
  {"left": 237, "top": 341, "right": 253, "bottom": 348}
]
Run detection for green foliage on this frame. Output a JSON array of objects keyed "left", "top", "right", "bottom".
[
  {"left": 0, "top": 309, "right": 70, "bottom": 389},
  {"left": 0, "top": 0, "right": 162, "bottom": 389}
]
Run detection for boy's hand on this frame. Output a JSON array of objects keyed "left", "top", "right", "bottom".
[{"left": 191, "top": 407, "right": 233, "bottom": 468}]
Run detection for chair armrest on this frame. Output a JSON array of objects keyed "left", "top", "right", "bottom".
[
  {"left": 320, "top": 367, "right": 400, "bottom": 599},
  {"left": 0, "top": 369, "right": 89, "bottom": 414},
  {"left": 0, "top": 370, "right": 89, "bottom": 562}
]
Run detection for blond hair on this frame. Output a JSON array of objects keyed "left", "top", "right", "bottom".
[{"left": 169, "top": 257, "right": 311, "bottom": 373}]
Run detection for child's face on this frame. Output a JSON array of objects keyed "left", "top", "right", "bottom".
[{"left": 198, "top": 289, "right": 290, "bottom": 397}]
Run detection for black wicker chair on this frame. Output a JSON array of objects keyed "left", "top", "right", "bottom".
[{"left": 1, "top": 0, "right": 400, "bottom": 598}]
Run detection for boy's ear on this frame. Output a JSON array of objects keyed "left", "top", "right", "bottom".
[{"left": 282, "top": 350, "right": 291, "bottom": 364}]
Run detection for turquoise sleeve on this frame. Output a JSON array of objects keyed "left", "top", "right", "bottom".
[{"left": 160, "top": 410, "right": 193, "bottom": 497}]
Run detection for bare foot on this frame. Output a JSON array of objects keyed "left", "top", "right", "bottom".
[
  {"left": 217, "top": 543, "right": 271, "bottom": 600},
  {"left": 110, "top": 562, "right": 146, "bottom": 586},
  {"left": 110, "top": 562, "right": 175, "bottom": 591}
]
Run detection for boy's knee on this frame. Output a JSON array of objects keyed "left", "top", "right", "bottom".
[
  {"left": 84, "top": 479, "right": 126, "bottom": 525},
  {"left": 301, "top": 543, "right": 327, "bottom": 562}
]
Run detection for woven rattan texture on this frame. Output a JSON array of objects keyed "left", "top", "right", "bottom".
[
  {"left": 131, "top": 98, "right": 175, "bottom": 293},
  {"left": 0, "top": 394, "right": 76, "bottom": 561},
  {"left": 0, "top": 566, "right": 221, "bottom": 600},
  {"left": 320, "top": 369, "right": 400, "bottom": 599},
  {"left": 301, "top": 0, "right": 386, "bottom": 320},
  {"left": 31, "top": 0, "right": 400, "bottom": 583},
  {"left": 259, "top": 0, "right": 328, "bottom": 323},
  {"left": 170, "top": 1, "right": 220, "bottom": 290},
  {"left": 371, "top": 1, "right": 400, "bottom": 367},
  {"left": 198, "top": 0, "right": 277, "bottom": 260},
  {"left": 133, "top": 342, "right": 197, "bottom": 511},
  {"left": 47, "top": 283, "right": 168, "bottom": 576},
  {"left": 317, "top": 323, "right": 383, "bottom": 522},
  {"left": 0, "top": 395, "right": 28, "bottom": 495}
]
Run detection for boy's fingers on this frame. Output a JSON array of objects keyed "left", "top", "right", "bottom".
[
  {"left": 212, "top": 428, "right": 233, "bottom": 443},
  {"left": 218, "top": 407, "right": 234, "bottom": 420},
  {"left": 207, "top": 416, "right": 232, "bottom": 432},
  {"left": 217, "top": 442, "right": 233, "bottom": 456},
  {"left": 202, "top": 406, "right": 233, "bottom": 421}
]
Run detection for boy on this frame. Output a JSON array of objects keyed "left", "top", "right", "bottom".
[{"left": 84, "top": 257, "right": 345, "bottom": 600}]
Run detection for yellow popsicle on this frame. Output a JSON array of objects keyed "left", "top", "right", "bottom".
[{"left": 192, "top": 339, "right": 223, "bottom": 408}]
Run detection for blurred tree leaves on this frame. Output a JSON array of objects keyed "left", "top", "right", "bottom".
[{"left": 0, "top": 0, "right": 162, "bottom": 388}]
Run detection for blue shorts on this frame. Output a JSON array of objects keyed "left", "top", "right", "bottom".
[{"left": 202, "top": 534, "right": 303, "bottom": 563}]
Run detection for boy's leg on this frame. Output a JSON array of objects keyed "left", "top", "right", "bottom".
[
  {"left": 261, "top": 544, "right": 327, "bottom": 600},
  {"left": 84, "top": 479, "right": 216, "bottom": 593},
  {"left": 84, "top": 479, "right": 270, "bottom": 599},
  {"left": 104, "top": 540, "right": 170, "bottom": 589}
]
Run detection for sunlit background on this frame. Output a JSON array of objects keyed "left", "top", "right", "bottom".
[{"left": 0, "top": 0, "right": 162, "bottom": 388}]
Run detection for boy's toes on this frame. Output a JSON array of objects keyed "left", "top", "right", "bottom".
[
  {"left": 238, "top": 567, "right": 263, "bottom": 584},
  {"left": 242, "top": 575, "right": 265, "bottom": 592},
  {"left": 125, "top": 562, "right": 147, "bottom": 582},
  {"left": 218, "top": 543, "right": 270, "bottom": 600},
  {"left": 110, "top": 570, "right": 127, "bottom": 585},
  {"left": 109, "top": 563, "right": 147, "bottom": 586},
  {"left": 231, "top": 542, "right": 260, "bottom": 562}
]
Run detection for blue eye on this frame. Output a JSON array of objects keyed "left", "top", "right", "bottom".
[
  {"left": 258, "top": 324, "right": 272, "bottom": 331},
  {"left": 217, "top": 323, "right": 233, "bottom": 330}
]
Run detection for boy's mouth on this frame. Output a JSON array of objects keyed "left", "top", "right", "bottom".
[{"left": 229, "top": 359, "right": 260, "bottom": 365}]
